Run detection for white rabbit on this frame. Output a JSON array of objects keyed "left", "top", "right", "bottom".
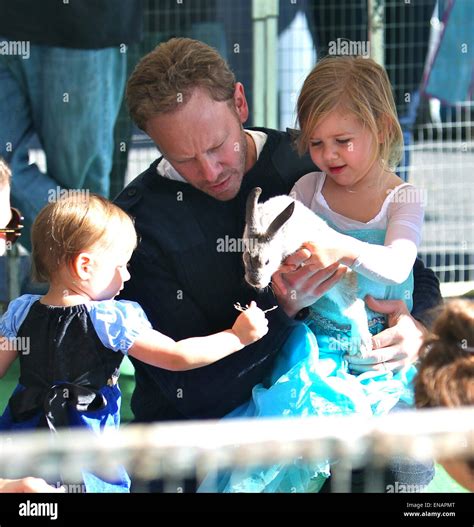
[{"left": 242, "top": 186, "right": 373, "bottom": 355}]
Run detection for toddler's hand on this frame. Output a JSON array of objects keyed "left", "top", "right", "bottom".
[{"left": 232, "top": 301, "right": 269, "bottom": 345}]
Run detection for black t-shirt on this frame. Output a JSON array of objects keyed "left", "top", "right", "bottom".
[{"left": 0, "top": 0, "right": 143, "bottom": 49}]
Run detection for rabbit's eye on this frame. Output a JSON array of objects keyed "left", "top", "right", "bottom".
[{"left": 264, "top": 259, "right": 270, "bottom": 266}]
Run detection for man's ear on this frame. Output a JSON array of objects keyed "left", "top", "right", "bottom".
[
  {"left": 233, "top": 82, "right": 249, "bottom": 124},
  {"left": 73, "top": 252, "right": 93, "bottom": 281}
]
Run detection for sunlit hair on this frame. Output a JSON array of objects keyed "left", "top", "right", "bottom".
[
  {"left": 127, "top": 37, "right": 236, "bottom": 131},
  {"left": 296, "top": 55, "right": 403, "bottom": 170},
  {"left": 32, "top": 194, "right": 137, "bottom": 282},
  {"left": 0, "top": 157, "right": 11, "bottom": 188},
  {"left": 415, "top": 299, "right": 474, "bottom": 473}
]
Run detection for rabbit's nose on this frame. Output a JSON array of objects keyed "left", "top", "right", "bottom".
[{"left": 249, "top": 256, "right": 263, "bottom": 272}]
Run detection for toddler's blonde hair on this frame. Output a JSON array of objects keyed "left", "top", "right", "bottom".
[{"left": 32, "top": 194, "right": 137, "bottom": 282}]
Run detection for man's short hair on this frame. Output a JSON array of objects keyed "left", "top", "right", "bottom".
[{"left": 126, "top": 38, "right": 236, "bottom": 131}]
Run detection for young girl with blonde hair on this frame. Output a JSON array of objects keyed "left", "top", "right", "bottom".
[{"left": 208, "top": 56, "right": 431, "bottom": 493}]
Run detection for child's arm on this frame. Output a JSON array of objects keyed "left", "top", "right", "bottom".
[
  {"left": 0, "top": 295, "right": 38, "bottom": 378},
  {"left": 0, "top": 336, "right": 18, "bottom": 378},
  {"left": 335, "top": 196, "right": 424, "bottom": 284},
  {"left": 128, "top": 301, "right": 268, "bottom": 371},
  {"left": 293, "top": 183, "right": 424, "bottom": 285}
]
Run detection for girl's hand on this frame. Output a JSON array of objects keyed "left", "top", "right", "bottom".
[
  {"left": 296, "top": 240, "right": 346, "bottom": 270},
  {"left": 232, "top": 301, "right": 269, "bottom": 345},
  {"left": 281, "top": 231, "right": 356, "bottom": 273}
]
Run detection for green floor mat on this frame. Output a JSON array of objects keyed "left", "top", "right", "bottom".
[{"left": 425, "top": 464, "right": 470, "bottom": 493}]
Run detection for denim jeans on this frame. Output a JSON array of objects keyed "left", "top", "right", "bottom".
[
  {"left": 384, "top": 400, "right": 435, "bottom": 490},
  {"left": 0, "top": 43, "right": 126, "bottom": 250}
]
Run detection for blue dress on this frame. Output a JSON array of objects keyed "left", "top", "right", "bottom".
[
  {"left": 199, "top": 224, "right": 417, "bottom": 493},
  {"left": 0, "top": 295, "right": 152, "bottom": 492}
]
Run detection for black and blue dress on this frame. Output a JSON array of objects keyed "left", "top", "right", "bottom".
[{"left": 0, "top": 294, "right": 152, "bottom": 492}]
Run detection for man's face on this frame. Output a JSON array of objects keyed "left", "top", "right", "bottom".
[{"left": 145, "top": 85, "right": 249, "bottom": 201}]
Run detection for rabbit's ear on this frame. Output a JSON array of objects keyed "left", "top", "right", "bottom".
[
  {"left": 245, "top": 187, "right": 262, "bottom": 233},
  {"left": 266, "top": 202, "right": 295, "bottom": 240}
]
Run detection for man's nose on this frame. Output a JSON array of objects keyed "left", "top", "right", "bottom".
[{"left": 199, "top": 155, "right": 221, "bottom": 183}]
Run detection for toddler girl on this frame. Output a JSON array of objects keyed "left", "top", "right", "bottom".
[{"left": 0, "top": 194, "right": 268, "bottom": 492}]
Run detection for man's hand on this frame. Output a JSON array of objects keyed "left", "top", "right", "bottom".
[
  {"left": 272, "top": 247, "right": 347, "bottom": 317},
  {"left": 347, "top": 296, "right": 427, "bottom": 374},
  {"left": 0, "top": 477, "right": 65, "bottom": 493}
]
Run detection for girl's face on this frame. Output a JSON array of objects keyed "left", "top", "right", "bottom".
[
  {"left": 308, "top": 110, "right": 380, "bottom": 189},
  {"left": 84, "top": 241, "right": 134, "bottom": 301}
]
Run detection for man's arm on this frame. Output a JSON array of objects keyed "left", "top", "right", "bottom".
[
  {"left": 347, "top": 258, "right": 442, "bottom": 373},
  {"left": 412, "top": 257, "right": 443, "bottom": 328},
  {"left": 348, "top": 257, "right": 442, "bottom": 374},
  {"left": 344, "top": 258, "right": 441, "bottom": 375},
  {"left": 272, "top": 251, "right": 442, "bottom": 372}
]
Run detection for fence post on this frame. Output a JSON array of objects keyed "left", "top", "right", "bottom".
[
  {"left": 369, "top": 0, "right": 385, "bottom": 66},
  {"left": 252, "top": 0, "right": 279, "bottom": 128}
]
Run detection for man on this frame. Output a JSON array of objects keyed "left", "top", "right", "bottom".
[{"left": 116, "top": 38, "right": 440, "bottom": 422}]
